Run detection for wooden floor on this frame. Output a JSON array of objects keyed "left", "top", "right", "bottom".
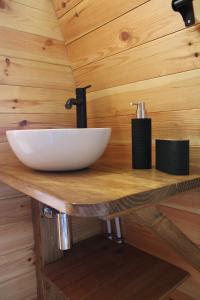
[{"left": 44, "top": 236, "right": 188, "bottom": 300}]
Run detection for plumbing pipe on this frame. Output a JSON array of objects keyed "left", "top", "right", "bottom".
[
  {"left": 115, "top": 217, "right": 123, "bottom": 244},
  {"left": 106, "top": 219, "right": 113, "bottom": 240},
  {"left": 57, "top": 213, "right": 71, "bottom": 250}
]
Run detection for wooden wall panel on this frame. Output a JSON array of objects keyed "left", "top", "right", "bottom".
[
  {"left": 0, "top": 0, "right": 63, "bottom": 40},
  {"left": 0, "top": 26, "right": 70, "bottom": 65},
  {"left": 74, "top": 25, "right": 200, "bottom": 91},
  {"left": 15, "top": 0, "right": 55, "bottom": 13},
  {"left": 89, "top": 110, "right": 200, "bottom": 145},
  {"left": 87, "top": 69, "right": 200, "bottom": 119},
  {"left": 160, "top": 207, "right": 200, "bottom": 248},
  {"left": 0, "top": 55, "right": 74, "bottom": 90},
  {"left": 0, "top": 193, "right": 36, "bottom": 299},
  {"left": 0, "top": 248, "right": 35, "bottom": 285},
  {"left": 0, "top": 221, "right": 34, "bottom": 256},
  {"left": 0, "top": 271, "right": 37, "bottom": 300},
  {"left": 0, "top": 85, "right": 74, "bottom": 114},
  {"left": 67, "top": 0, "right": 185, "bottom": 68},
  {"left": 93, "top": 144, "right": 200, "bottom": 172},
  {"left": 72, "top": 216, "right": 101, "bottom": 243},
  {"left": 0, "top": 113, "right": 75, "bottom": 142},
  {"left": 0, "top": 181, "right": 22, "bottom": 199},
  {"left": 0, "top": 195, "right": 32, "bottom": 226},
  {"left": 53, "top": 0, "right": 83, "bottom": 18},
  {"left": 59, "top": 0, "right": 149, "bottom": 43}
]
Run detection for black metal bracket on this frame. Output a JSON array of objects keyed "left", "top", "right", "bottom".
[{"left": 172, "top": 0, "right": 195, "bottom": 27}]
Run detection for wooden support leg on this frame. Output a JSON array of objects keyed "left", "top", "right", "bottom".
[
  {"left": 31, "top": 199, "right": 64, "bottom": 300},
  {"left": 132, "top": 206, "right": 200, "bottom": 272}
]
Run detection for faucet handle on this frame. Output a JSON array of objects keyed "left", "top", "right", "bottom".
[{"left": 83, "top": 85, "right": 92, "bottom": 90}]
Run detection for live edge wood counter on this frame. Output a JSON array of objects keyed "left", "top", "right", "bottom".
[{"left": 0, "top": 155, "right": 199, "bottom": 218}]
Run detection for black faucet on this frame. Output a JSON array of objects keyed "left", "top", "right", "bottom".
[{"left": 65, "top": 85, "right": 91, "bottom": 128}]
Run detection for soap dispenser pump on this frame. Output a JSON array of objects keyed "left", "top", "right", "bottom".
[{"left": 130, "top": 102, "right": 152, "bottom": 169}]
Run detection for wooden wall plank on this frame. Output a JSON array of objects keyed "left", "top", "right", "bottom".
[
  {"left": 87, "top": 69, "right": 200, "bottom": 119},
  {"left": 0, "top": 248, "right": 35, "bottom": 284},
  {"left": 67, "top": 0, "right": 184, "bottom": 68},
  {"left": 0, "top": 113, "right": 75, "bottom": 142},
  {"left": 74, "top": 25, "right": 200, "bottom": 91},
  {"left": 93, "top": 144, "right": 200, "bottom": 172},
  {"left": 14, "top": 0, "right": 55, "bottom": 14},
  {"left": 0, "top": 26, "right": 70, "bottom": 66},
  {"left": 0, "top": 0, "right": 63, "bottom": 40},
  {"left": 0, "top": 221, "right": 34, "bottom": 256},
  {"left": 0, "top": 181, "right": 22, "bottom": 199},
  {"left": 53, "top": 0, "right": 83, "bottom": 18},
  {"left": 160, "top": 206, "right": 200, "bottom": 248},
  {"left": 60, "top": 0, "right": 149, "bottom": 43},
  {"left": 0, "top": 195, "right": 32, "bottom": 226},
  {"left": 0, "top": 85, "right": 74, "bottom": 114},
  {"left": 0, "top": 56, "right": 74, "bottom": 90},
  {"left": 88, "top": 109, "right": 200, "bottom": 146},
  {"left": 160, "top": 189, "right": 200, "bottom": 216},
  {"left": 0, "top": 143, "right": 22, "bottom": 164},
  {"left": 71, "top": 216, "right": 101, "bottom": 243},
  {"left": 0, "top": 271, "right": 37, "bottom": 300}
]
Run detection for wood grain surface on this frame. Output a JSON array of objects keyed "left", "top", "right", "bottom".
[
  {"left": 0, "top": 0, "right": 63, "bottom": 40},
  {"left": 0, "top": 85, "right": 74, "bottom": 114},
  {"left": 44, "top": 235, "right": 188, "bottom": 300},
  {"left": 132, "top": 207, "right": 200, "bottom": 272},
  {"left": 0, "top": 55, "right": 74, "bottom": 90},
  {"left": 53, "top": 0, "right": 83, "bottom": 18},
  {"left": 0, "top": 146, "right": 199, "bottom": 217},
  {"left": 59, "top": 0, "right": 149, "bottom": 43},
  {"left": 74, "top": 25, "right": 200, "bottom": 91},
  {"left": 0, "top": 26, "right": 70, "bottom": 66},
  {"left": 67, "top": 0, "right": 185, "bottom": 69}
]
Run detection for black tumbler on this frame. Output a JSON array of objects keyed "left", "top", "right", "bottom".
[
  {"left": 132, "top": 118, "right": 152, "bottom": 169},
  {"left": 156, "top": 139, "right": 189, "bottom": 175}
]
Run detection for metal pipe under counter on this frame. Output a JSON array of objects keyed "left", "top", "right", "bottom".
[
  {"left": 43, "top": 205, "right": 71, "bottom": 251},
  {"left": 57, "top": 212, "right": 71, "bottom": 251}
]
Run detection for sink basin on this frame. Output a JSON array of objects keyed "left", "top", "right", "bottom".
[{"left": 6, "top": 128, "right": 111, "bottom": 171}]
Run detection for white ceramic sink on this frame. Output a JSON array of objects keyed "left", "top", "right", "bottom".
[{"left": 6, "top": 128, "right": 111, "bottom": 171}]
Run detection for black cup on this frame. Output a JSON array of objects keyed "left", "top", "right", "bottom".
[{"left": 156, "top": 139, "right": 189, "bottom": 175}]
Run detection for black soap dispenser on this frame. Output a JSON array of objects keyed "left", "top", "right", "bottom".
[{"left": 130, "top": 102, "right": 152, "bottom": 169}]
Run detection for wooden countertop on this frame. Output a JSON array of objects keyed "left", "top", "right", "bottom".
[{"left": 0, "top": 144, "right": 199, "bottom": 217}]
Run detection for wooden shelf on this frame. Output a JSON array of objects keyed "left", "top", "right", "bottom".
[
  {"left": 44, "top": 236, "right": 188, "bottom": 300},
  {"left": 0, "top": 146, "right": 200, "bottom": 217}
]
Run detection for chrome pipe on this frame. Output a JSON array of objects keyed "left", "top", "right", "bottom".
[
  {"left": 106, "top": 219, "right": 113, "bottom": 240},
  {"left": 115, "top": 217, "right": 123, "bottom": 244},
  {"left": 56, "top": 213, "right": 71, "bottom": 250}
]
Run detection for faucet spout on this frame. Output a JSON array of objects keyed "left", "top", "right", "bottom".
[{"left": 65, "top": 98, "right": 82, "bottom": 109}]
